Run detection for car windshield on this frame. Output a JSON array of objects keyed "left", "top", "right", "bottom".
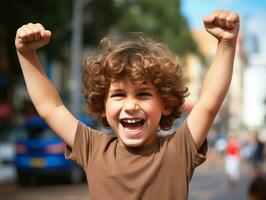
[
  {"left": 27, "top": 126, "right": 57, "bottom": 139},
  {"left": 24, "top": 116, "right": 58, "bottom": 139}
]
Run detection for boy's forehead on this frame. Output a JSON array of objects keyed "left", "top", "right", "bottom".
[{"left": 110, "top": 78, "right": 154, "bottom": 90}]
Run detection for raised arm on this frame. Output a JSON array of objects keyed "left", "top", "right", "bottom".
[
  {"left": 15, "top": 23, "right": 78, "bottom": 147},
  {"left": 187, "top": 10, "right": 240, "bottom": 149}
]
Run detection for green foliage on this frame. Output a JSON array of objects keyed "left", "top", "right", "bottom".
[
  {"left": 83, "top": 0, "right": 118, "bottom": 45},
  {"left": 0, "top": 0, "right": 204, "bottom": 132},
  {"left": 0, "top": 0, "right": 202, "bottom": 99},
  {"left": 0, "top": 0, "right": 200, "bottom": 66},
  {"left": 114, "top": 0, "right": 200, "bottom": 56},
  {"left": 0, "top": 0, "right": 118, "bottom": 62},
  {"left": 0, "top": 0, "right": 118, "bottom": 110}
]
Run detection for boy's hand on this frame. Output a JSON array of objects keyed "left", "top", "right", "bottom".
[
  {"left": 15, "top": 23, "right": 51, "bottom": 53},
  {"left": 203, "top": 10, "right": 240, "bottom": 43}
]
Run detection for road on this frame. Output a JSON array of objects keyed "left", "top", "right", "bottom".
[
  {"left": 0, "top": 183, "right": 88, "bottom": 200},
  {"left": 0, "top": 156, "right": 255, "bottom": 200},
  {"left": 189, "top": 156, "right": 252, "bottom": 200}
]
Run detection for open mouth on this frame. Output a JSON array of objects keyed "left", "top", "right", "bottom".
[{"left": 119, "top": 118, "right": 145, "bottom": 129}]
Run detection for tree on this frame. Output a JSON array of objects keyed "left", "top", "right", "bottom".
[
  {"left": 0, "top": 0, "right": 118, "bottom": 132},
  {"left": 0, "top": 0, "right": 201, "bottom": 132},
  {"left": 114, "top": 0, "right": 201, "bottom": 56},
  {"left": 0, "top": 0, "right": 118, "bottom": 88},
  {"left": 0, "top": 0, "right": 118, "bottom": 62}
]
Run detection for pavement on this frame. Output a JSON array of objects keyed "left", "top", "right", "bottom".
[
  {"left": 189, "top": 154, "right": 253, "bottom": 200},
  {"left": 0, "top": 163, "right": 16, "bottom": 183}
]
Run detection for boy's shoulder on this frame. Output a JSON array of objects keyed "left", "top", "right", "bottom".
[{"left": 76, "top": 121, "right": 116, "bottom": 140}]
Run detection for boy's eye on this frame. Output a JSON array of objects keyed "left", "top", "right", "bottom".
[
  {"left": 111, "top": 93, "right": 125, "bottom": 98},
  {"left": 138, "top": 92, "right": 151, "bottom": 96}
]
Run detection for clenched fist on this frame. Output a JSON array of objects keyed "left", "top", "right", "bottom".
[
  {"left": 15, "top": 23, "right": 51, "bottom": 53},
  {"left": 203, "top": 10, "right": 240, "bottom": 43}
]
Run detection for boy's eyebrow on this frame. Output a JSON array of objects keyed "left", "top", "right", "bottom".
[
  {"left": 108, "top": 85, "right": 155, "bottom": 93},
  {"left": 139, "top": 86, "right": 152, "bottom": 90},
  {"left": 109, "top": 89, "right": 125, "bottom": 93},
  {"left": 137, "top": 85, "right": 155, "bottom": 91}
]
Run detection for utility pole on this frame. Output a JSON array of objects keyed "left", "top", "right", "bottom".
[{"left": 70, "top": 0, "right": 83, "bottom": 115}]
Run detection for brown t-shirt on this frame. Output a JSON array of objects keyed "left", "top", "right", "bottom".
[{"left": 65, "top": 121, "right": 207, "bottom": 200}]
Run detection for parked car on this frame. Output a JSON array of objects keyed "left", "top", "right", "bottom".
[
  {"left": 15, "top": 115, "right": 97, "bottom": 185},
  {"left": 0, "top": 131, "right": 16, "bottom": 165}
]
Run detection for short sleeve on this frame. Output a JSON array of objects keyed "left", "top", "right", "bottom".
[
  {"left": 65, "top": 122, "right": 97, "bottom": 169},
  {"left": 171, "top": 121, "right": 207, "bottom": 180}
]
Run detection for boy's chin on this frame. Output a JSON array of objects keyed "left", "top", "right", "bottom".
[{"left": 118, "top": 137, "right": 145, "bottom": 147}]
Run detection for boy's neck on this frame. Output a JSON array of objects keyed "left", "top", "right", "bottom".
[{"left": 117, "top": 134, "right": 159, "bottom": 148}]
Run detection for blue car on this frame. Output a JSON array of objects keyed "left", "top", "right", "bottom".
[{"left": 15, "top": 115, "right": 97, "bottom": 185}]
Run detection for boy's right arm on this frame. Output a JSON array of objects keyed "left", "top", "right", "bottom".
[{"left": 15, "top": 23, "right": 78, "bottom": 147}]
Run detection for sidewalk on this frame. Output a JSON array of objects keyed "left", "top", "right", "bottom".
[
  {"left": 0, "top": 163, "right": 15, "bottom": 183},
  {"left": 189, "top": 155, "right": 253, "bottom": 200}
]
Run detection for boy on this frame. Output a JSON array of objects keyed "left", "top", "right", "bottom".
[{"left": 15, "top": 10, "right": 239, "bottom": 200}]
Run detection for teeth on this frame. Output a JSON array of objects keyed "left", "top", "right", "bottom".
[{"left": 121, "top": 119, "right": 142, "bottom": 123}]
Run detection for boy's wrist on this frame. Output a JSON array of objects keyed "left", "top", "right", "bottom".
[
  {"left": 218, "top": 39, "right": 237, "bottom": 48},
  {"left": 17, "top": 50, "right": 37, "bottom": 59}
]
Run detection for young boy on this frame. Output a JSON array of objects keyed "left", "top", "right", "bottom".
[{"left": 15, "top": 10, "right": 239, "bottom": 199}]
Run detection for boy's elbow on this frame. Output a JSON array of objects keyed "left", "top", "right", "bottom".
[
  {"left": 36, "top": 105, "right": 50, "bottom": 120},
  {"left": 35, "top": 103, "right": 60, "bottom": 120}
]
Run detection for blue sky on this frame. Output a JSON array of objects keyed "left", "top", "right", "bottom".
[{"left": 181, "top": 0, "right": 266, "bottom": 29}]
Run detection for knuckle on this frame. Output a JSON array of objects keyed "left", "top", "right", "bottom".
[
  {"left": 234, "top": 13, "right": 240, "bottom": 20},
  {"left": 36, "top": 23, "right": 44, "bottom": 29},
  {"left": 220, "top": 16, "right": 226, "bottom": 21},
  {"left": 17, "top": 29, "right": 25, "bottom": 37}
]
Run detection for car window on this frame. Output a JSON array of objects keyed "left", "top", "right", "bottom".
[{"left": 27, "top": 126, "right": 57, "bottom": 139}]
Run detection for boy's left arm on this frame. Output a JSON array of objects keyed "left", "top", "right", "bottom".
[{"left": 187, "top": 10, "right": 240, "bottom": 150}]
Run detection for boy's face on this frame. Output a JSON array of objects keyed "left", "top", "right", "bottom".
[{"left": 104, "top": 78, "right": 171, "bottom": 147}]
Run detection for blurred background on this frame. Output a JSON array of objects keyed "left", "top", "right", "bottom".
[{"left": 0, "top": 0, "right": 266, "bottom": 199}]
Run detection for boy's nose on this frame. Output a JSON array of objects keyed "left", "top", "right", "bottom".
[{"left": 124, "top": 98, "right": 140, "bottom": 113}]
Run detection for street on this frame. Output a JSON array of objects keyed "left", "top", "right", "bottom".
[
  {"left": 189, "top": 156, "right": 252, "bottom": 200},
  {"left": 0, "top": 156, "right": 254, "bottom": 200},
  {"left": 0, "top": 183, "right": 88, "bottom": 200}
]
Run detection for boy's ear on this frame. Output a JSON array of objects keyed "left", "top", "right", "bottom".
[{"left": 162, "top": 106, "right": 172, "bottom": 116}]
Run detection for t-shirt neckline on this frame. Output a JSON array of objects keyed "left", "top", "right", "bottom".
[{"left": 115, "top": 139, "right": 160, "bottom": 155}]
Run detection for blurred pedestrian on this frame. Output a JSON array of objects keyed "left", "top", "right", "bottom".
[
  {"left": 225, "top": 130, "right": 241, "bottom": 185},
  {"left": 250, "top": 131, "right": 265, "bottom": 177}
]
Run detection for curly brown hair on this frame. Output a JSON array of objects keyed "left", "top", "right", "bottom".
[{"left": 82, "top": 34, "right": 189, "bottom": 131}]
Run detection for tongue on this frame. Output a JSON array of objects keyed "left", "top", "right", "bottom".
[
  {"left": 124, "top": 122, "right": 142, "bottom": 130},
  {"left": 123, "top": 122, "right": 143, "bottom": 139}
]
